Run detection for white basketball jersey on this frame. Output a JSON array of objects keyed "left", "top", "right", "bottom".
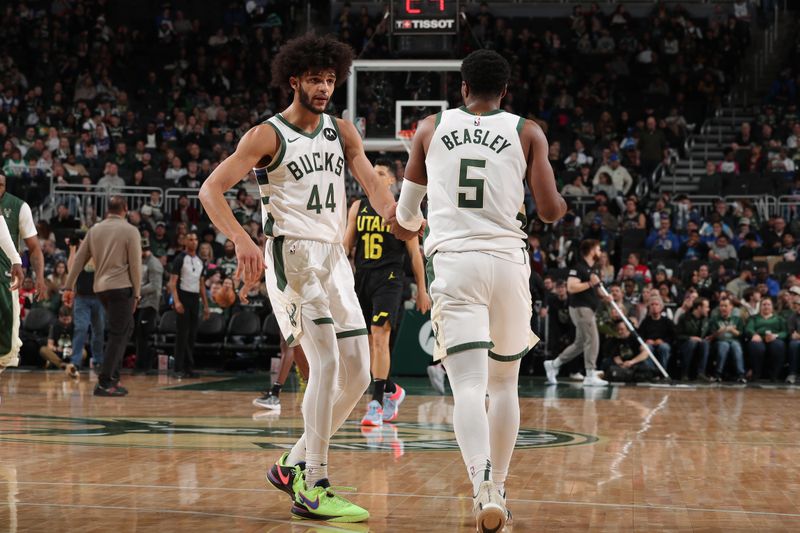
[
  {"left": 255, "top": 113, "right": 347, "bottom": 243},
  {"left": 424, "top": 107, "right": 527, "bottom": 256}
]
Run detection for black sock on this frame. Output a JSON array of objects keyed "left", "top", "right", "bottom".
[
  {"left": 270, "top": 382, "right": 282, "bottom": 397},
  {"left": 384, "top": 378, "right": 396, "bottom": 395},
  {"left": 371, "top": 379, "right": 386, "bottom": 404}
]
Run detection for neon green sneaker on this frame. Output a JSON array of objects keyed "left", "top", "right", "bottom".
[{"left": 291, "top": 478, "right": 369, "bottom": 523}]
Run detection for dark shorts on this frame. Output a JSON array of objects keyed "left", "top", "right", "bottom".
[{"left": 355, "top": 266, "right": 404, "bottom": 329}]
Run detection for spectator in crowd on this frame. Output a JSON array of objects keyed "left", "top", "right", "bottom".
[
  {"left": 37, "top": 305, "right": 79, "bottom": 378},
  {"left": 675, "top": 297, "right": 712, "bottom": 381},
  {"left": 726, "top": 267, "right": 754, "bottom": 301},
  {"left": 786, "top": 286, "right": 800, "bottom": 384},
  {"left": 97, "top": 162, "right": 126, "bottom": 193},
  {"left": 745, "top": 296, "right": 787, "bottom": 382},
  {"left": 593, "top": 153, "right": 633, "bottom": 196},
  {"left": 638, "top": 296, "right": 675, "bottom": 369},
  {"left": 709, "top": 297, "right": 746, "bottom": 383},
  {"left": 605, "top": 320, "right": 656, "bottom": 382},
  {"left": 679, "top": 230, "right": 709, "bottom": 260},
  {"left": 171, "top": 194, "right": 200, "bottom": 226},
  {"left": 49, "top": 204, "right": 80, "bottom": 234},
  {"left": 717, "top": 148, "right": 740, "bottom": 174},
  {"left": 561, "top": 173, "right": 589, "bottom": 197},
  {"left": 620, "top": 197, "right": 646, "bottom": 230},
  {"left": 638, "top": 116, "right": 668, "bottom": 177},
  {"left": 673, "top": 287, "right": 699, "bottom": 324},
  {"left": 709, "top": 234, "right": 738, "bottom": 261},
  {"left": 134, "top": 239, "right": 163, "bottom": 375},
  {"left": 645, "top": 213, "right": 680, "bottom": 253},
  {"left": 168, "top": 232, "right": 209, "bottom": 379},
  {"left": 762, "top": 217, "right": 788, "bottom": 254}
]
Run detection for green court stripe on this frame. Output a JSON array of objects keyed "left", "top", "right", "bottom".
[
  {"left": 329, "top": 115, "right": 345, "bottom": 154},
  {"left": 272, "top": 236, "right": 287, "bottom": 291},
  {"left": 266, "top": 121, "right": 286, "bottom": 172},
  {"left": 446, "top": 341, "right": 494, "bottom": 355},
  {"left": 336, "top": 328, "right": 369, "bottom": 339},
  {"left": 312, "top": 317, "right": 334, "bottom": 325},
  {"left": 489, "top": 348, "right": 529, "bottom": 362}
]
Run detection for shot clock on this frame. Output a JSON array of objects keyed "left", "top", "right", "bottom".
[{"left": 392, "top": 0, "right": 460, "bottom": 35}]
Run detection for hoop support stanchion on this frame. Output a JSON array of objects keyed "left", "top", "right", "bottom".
[{"left": 598, "top": 284, "right": 670, "bottom": 380}]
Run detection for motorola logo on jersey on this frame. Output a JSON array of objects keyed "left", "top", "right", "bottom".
[{"left": 323, "top": 127, "right": 338, "bottom": 141}]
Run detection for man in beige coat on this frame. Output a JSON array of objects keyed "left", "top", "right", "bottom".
[{"left": 64, "top": 196, "right": 141, "bottom": 396}]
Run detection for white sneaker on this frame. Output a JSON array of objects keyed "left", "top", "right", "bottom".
[
  {"left": 569, "top": 372, "right": 585, "bottom": 381},
  {"left": 427, "top": 364, "right": 446, "bottom": 395},
  {"left": 786, "top": 374, "right": 796, "bottom": 385},
  {"left": 544, "top": 360, "right": 559, "bottom": 384},
  {"left": 473, "top": 481, "right": 507, "bottom": 533},
  {"left": 582, "top": 370, "right": 609, "bottom": 387},
  {"left": 252, "top": 393, "right": 281, "bottom": 410}
]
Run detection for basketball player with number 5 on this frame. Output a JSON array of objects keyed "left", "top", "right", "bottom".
[{"left": 393, "top": 50, "right": 566, "bottom": 532}]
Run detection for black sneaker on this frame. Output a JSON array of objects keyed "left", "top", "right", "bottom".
[
  {"left": 94, "top": 384, "right": 127, "bottom": 397},
  {"left": 114, "top": 384, "right": 129, "bottom": 395}
]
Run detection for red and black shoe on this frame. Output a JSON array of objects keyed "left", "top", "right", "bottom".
[
  {"left": 266, "top": 452, "right": 305, "bottom": 502},
  {"left": 93, "top": 384, "right": 128, "bottom": 397}
]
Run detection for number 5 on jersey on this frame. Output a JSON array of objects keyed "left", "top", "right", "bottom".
[
  {"left": 458, "top": 159, "right": 486, "bottom": 209},
  {"left": 307, "top": 183, "right": 337, "bottom": 213}
]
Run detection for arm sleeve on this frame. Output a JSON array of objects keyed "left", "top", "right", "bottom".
[
  {"left": 396, "top": 180, "right": 427, "bottom": 232},
  {"left": 18, "top": 203, "right": 38, "bottom": 240},
  {"left": 0, "top": 216, "right": 21, "bottom": 264}
]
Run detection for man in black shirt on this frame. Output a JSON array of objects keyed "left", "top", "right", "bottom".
[
  {"left": 168, "top": 232, "right": 209, "bottom": 378},
  {"left": 38, "top": 306, "right": 79, "bottom": 378},
  {"left": 544, "top": 239, "right": 609, "bottom": 386},
  {"left": 343, "top": 160, "right": 430, "bottom": 426},
  {"left": 637, "top": 296, "right": 675, "bottom": 370},
  {"left": 604, "top": 320, "right": 655, "bottom": 381}
]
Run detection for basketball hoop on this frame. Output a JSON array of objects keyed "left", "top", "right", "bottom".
[{"left": 397, "top": 129, "right": 415, "bottom": 155}]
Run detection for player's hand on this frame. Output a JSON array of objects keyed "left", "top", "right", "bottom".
[
  {"left": 62, "top": 289, "right": 74, "bottom": 307},
  {"left": 238, "top": 280, "right": 258, "bottom": 304},
  {"left": 9, "top": 264, "right": 23, "bottom": 291},
  {"left": 34, "top": 276, "right": 48, "bottom": 301},
  {"left": 174, "top": 301, "right": 185, "bottom": 314},
  {"left": 589, "top": 273, "right": 600, "bottom": 287},
  {"left": 416, "top": 289, "right": 431, "bottom": 315},
  {"left": 233, "top": 234, "right": 265, "bottom": 286}
]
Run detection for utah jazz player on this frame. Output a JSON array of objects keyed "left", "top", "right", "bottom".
[{"left": 344, "top": 159, "right": 430, "bottom": 427}]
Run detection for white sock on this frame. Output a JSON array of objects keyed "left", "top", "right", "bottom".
[
  {"left": 442, "top": 348, "right": 491, "bottom": 495},
  {"left": 487, "top": 358, "right": 521, "bottom": 499},
  {"left": 305, "top": 460, "right": 328, "bottom": 488}
]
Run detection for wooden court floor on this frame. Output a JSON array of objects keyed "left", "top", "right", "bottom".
[{"left": 1, "top": 371, "right": 800, "bottom": 532}]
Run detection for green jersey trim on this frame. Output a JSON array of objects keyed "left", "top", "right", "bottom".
[
  {"left": 276, "top": 113, "right": 324, "bottom": 139},
  {"left": 265, "top": 122, "right": 287, "bottom": 172},
  {"left": 458, "top": 106, "right": 503, "bottom": 117}
]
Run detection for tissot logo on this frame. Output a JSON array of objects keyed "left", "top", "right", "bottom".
[
  {"left": 0, "top": 414, "right": 598, "bottom": 451},
  {"left": 395, "top": 19, "right": 456, "bottom": 30}
]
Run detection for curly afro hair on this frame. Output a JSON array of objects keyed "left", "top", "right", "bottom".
[
  {"left": 271, "top": 33, "right": 354, "bottom": 89},
  {"left": 460, "top": 49, "right": 511, "bottom": 98}
]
